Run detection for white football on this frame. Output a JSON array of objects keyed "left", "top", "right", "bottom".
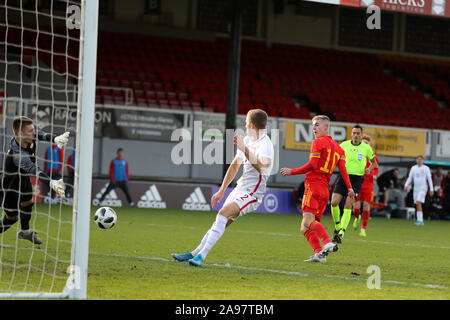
[{"left": 94, "top": 207, "right": 117, "bottom": 229}]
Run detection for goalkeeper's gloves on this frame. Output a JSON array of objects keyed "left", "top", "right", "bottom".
[
  {"left": 55, "top": 132, "right": 70, "bottom": 148},
  {"left": 50, "top": 179, "right": 66, "bottom": 199}
]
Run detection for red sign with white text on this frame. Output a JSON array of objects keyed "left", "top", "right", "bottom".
[
  {"left": 334, "top": 0, "right": 449, "bottom": 17},
  {"left": 374, "top": 0, "right": 434, "bottom": 16}
]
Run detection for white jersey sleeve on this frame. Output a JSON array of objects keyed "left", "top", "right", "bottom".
[
  {"left": 426, "top": 166, "right": 433, "bottom": 191},
  {"left": 255, "top": 136, "right": 274, "bottom": 178},
  {"left": 255, "top": 136, "right": 274, "bottom": 160},
  {"left": 405, "top": 166, "right": 414, "bottom": 189},
  {"left": 236, "top": 134, "right": 274, "bottom": 195},
  {"left": 235, "top": 136, "right": 250, "bottom": 161}
]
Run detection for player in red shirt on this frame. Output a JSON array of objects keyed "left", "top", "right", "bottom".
[
  {"left": 281, "top": 115, "right": 355, "bottom": 263},
  {"left": 352, "top": 134, "right": 379, "bottom": 237}
]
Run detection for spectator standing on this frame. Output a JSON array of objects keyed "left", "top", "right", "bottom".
[{"left": 98, "top": 148, "right": 134, "bottom": 206}]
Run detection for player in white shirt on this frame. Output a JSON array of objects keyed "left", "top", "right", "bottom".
[
  {"left": 404, "top": 155, "right": 434, "bottom": 226},
  {"left": 172, "top": 109, "right": 274, "bottom": 266}
]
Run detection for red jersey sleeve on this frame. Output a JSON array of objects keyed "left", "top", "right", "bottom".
[
  {"left": 372, "top": 155, "right": 379, "bottom": 177},
  {"left": 109, "top": 160, "right": 114, "bottom": 182},
  {"left": 290, "top": 158, "right": 320, "bottom": 175},
  {"left": 126, "top": 161, "right": 129, "bottom": 180},
  {"left": 290, "top": 140, "right": 322, "bottom": 175},
  {"left": 309, "top": 138, "right": 322, "bottom": 160},
  {"left": 337, "top": 146, "right": 352, "bottom": 190},
  {"left": 338, "top": 159, "right": 352, "bottom": 190}
]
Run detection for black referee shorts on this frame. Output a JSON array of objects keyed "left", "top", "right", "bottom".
[{"left": 333, "top": 174, "right": 364, "bottom": 198}]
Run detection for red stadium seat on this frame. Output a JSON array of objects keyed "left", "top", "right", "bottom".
[{"left": 26, "top": 27, "right": 446, "bottom": 129}]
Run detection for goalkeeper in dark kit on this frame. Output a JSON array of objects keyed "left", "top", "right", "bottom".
[{"left": 0, "top": 116, "right": 69, "bottom": 244}]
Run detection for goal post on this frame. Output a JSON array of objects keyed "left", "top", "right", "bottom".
[
  {"left": 0, "top": 0, "right": 99, "bottom": 299},
  {"left": 66, "top": 0, "right": 99, "bottom": 300}
]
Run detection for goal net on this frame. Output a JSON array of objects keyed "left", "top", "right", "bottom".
[{"left": 0, "top": 0, "right": 98, "bottom": 298}]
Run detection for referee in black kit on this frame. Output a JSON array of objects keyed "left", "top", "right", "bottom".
[{"left": 0, "top": 116, "right": 69, "bottom": 244}]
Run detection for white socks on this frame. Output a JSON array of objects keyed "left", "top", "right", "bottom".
[
  {"left": 192, "top": 230, "right": 210, "bottom": 257},
  {"left": 198, "top": 214, "right": 228, "bottom": 259},
  {"left": 417, "top": 211, "right": 423, "bottom": 222}
]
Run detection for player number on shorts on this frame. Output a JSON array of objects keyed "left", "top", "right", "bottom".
[{"left": 319, "top": 149, "right": 341, "bottom": 174}]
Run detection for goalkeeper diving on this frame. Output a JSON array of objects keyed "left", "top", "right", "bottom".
[{"left": 0, "top": 116, "right": 69, "bottom": 244}]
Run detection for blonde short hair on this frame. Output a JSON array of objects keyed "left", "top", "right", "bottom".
[{"left": 312, "top": 115, "right": 330, "bottom": 123}]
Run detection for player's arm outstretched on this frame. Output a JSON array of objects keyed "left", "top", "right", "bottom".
[
  {"left": 25, "top": 130, "right": 69, "bottom": 198},
  {"left": 36, "top": 130, "right": 70, "bottom": 148},
  {"left": 279, "top": 156, "right": 321, "bottom": 177},
  {"left": 12, "top": 144, "right": 66, "bottom": 198},
  {"left": 211, "top": 155, "right": 243, "bottom": 208},
  {"left": 280, "top": 139, "right": 322, "bottom": 176}
]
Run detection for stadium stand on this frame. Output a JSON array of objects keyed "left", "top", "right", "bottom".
[
  {"left": 379, "top": 55, "right": 450, "bottom": 116},
  {"left": 2, "top": 25, "right": 449, "bottom": 129}
]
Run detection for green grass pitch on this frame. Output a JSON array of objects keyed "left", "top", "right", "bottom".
[{"left": 0, "top": 204, "right": 449, "bottom": 299}]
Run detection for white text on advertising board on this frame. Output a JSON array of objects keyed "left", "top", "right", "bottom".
[{"left": 294, "top": 123, "right": 346, "bottom": 142}]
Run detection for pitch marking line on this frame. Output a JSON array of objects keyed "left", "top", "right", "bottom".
[
  {"left": 0, "top": 245, "right": 446, "bottom": 290},
  {"left": 143, "top": 223, "right": 450, "bottom": 250},
  {"left": 98, "top": 252, "right": 448, "bottom": 290}
]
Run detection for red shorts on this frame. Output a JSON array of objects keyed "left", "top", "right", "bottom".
[
  {"left": 302, "top": 181, "right": 329, "bottom": 222},
  {"left": 357, "top": 188, "right": 374, "bottom": 203}
]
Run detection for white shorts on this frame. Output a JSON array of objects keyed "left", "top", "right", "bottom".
[
  {"left": 413, "top": 188, "right": 427, "bottom": 203},
  {"left": 224, "top": 188, "right": 263, "bottom": 221}
]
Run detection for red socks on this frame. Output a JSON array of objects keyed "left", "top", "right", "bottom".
[
  {"left": 354, "top": 208, "right": 361, "bottom": 219},
  {"left": 362, "top": 210, "right": 370, "bottom": 230},
  {"left": 304, "top": 220, "right": 331, "bottom": 253},
  {"left": 304, "top": 228, "right": 322, "bottom": 253},
  {"left": 310, "top": 221, "right": 331, "bottom": 245}
]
